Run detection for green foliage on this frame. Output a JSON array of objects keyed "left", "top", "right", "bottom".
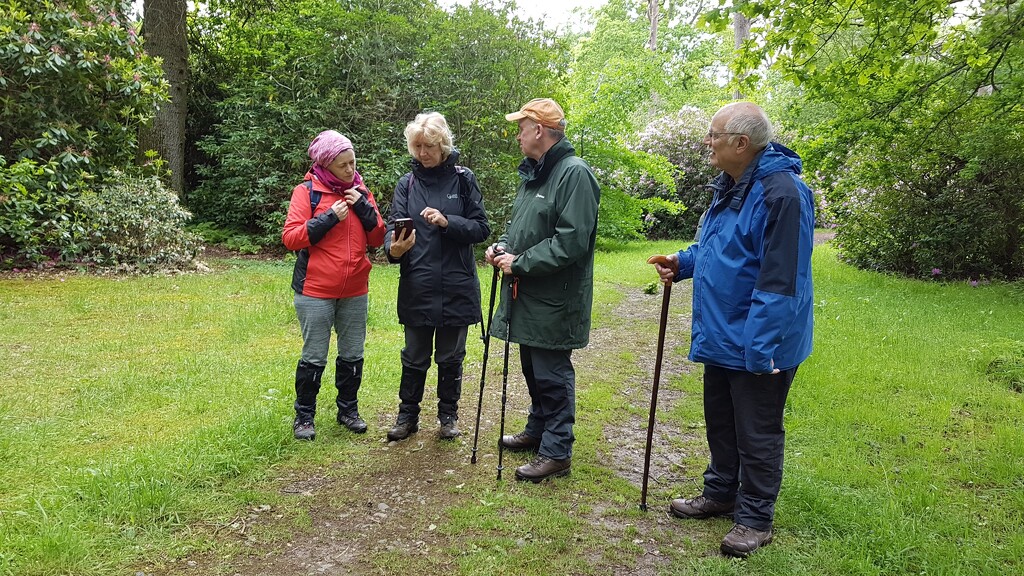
[
  {"left": 0, "top": 0, "right": 192, "bottom": 270},
  {"left": 563, "top": 0, "right": 725, "bottom": 241},
  {"left": 631, "top": 106, "right": 719, "bottom": 238},
  {"left": 831, "top": 124, "right": 1024, "bottom": 280},
  {"left": 187, "top": 0, "right": 563, "bottom": 245},
  {"left": 708, "top": 0, "right": 1024, "bottom": 279},
  {"left": 0, "top": 160, "right": 200, "bottom": 270},
  {"left": 0, "top": 157, "right": 91, "bottom": 267},
  {"left": 189, "top": 222, "right": 262, "bottom": 254}
]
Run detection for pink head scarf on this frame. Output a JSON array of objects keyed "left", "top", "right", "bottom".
[
  {"left": 307, "top": 130, "right": 364, "bottom": 192},
  {"left": 308, "top": 130, "right": 353, "bottom": 167}
]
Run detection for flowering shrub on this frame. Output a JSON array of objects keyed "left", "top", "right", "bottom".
[
  {"left": 0, "top": 157, "right": 91, "bottom": 267},
  {"left": 0, "top": 0, "right": 167, "bottom": 175},
  {"left": 0, "top": 0, "right": 179, "bottom": 269},
  {"left": 77, "top": 172, "right": 202, "bottom": 270},
  {"left": 629, "top": 107, "right": 719, "bottom": 239}
]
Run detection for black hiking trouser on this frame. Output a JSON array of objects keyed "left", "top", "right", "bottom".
[{"left": 700, "top": 364, "right": 797, "bottom": 532}]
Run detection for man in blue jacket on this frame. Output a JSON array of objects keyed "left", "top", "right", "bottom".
[{"left": 652, "top": 102, "right": 815, "bottom": 557}]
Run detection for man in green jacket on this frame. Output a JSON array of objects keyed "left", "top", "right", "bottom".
[{"left": 486, "top": 98, "right": 601, "bottom": 482}]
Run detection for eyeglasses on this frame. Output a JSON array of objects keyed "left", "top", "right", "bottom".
[{"left": 707, "top": 130, "right": 744, "bottom": 140}]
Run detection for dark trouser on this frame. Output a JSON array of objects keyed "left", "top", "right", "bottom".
[
  {"left": 701, "top": 364, "right": 797, "bottom": 531},
  {"left": 398, "top": 325, "right": 468, "bottom": 422},
  {"left": 520, "top": 345, "right": 576, "bottom": 460}
]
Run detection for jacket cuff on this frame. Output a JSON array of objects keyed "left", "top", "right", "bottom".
[{"left": 351, "top": 197, "right": 378, "bottom": 231}]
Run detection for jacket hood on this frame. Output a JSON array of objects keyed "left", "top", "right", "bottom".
[{"left": 754, "top": 142, "right": 803, "bottom": 178}]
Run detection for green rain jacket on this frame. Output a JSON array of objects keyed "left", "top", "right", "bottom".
[{"left": 490, "top": 137, "right": 601, "bottom": 350}]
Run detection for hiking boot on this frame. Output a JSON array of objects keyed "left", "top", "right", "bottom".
[
  {"left": 338, "top": 412, "right": 367, "bottom": 434},
  {"left": 439, "top": 420, "right": 460, "bottom": 440},
  {"left": 500, "top": 431, "right": 541, "bottom": 452},
  {"left": 514, "top": 455, "right": 571, "bottom": 482},
  {"left": 387, "top": 419, "right": 418, "bottom": 441},
  {"left": 293, "top": 420, "right": 315, "bottom": 441},
  {"left": 720, "top": 523, "right": 773, "bottom": 557},
  {"left": 669, "top": 495, "right": 735, "bottom": 519}
]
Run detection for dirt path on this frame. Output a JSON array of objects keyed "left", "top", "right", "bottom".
[
  {"left": 140, "top": 233, "right": 838, "bottom": 575},
  {"left": 134, "top": 277, "right": 708, "bottom": 575}
]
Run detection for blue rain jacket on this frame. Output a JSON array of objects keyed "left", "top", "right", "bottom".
[{"left": 674, "top": 143, "right": 815, "bottom": 373}]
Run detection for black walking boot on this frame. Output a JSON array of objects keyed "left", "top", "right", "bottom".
[
  {"left": 293, "top": 360, "right": 325, "bottom": 440},
  {"left": 335, "top": 358, "right": 367, "bottom": 433},
  {"left": 387, "top": 366, "right": 426, "bottom": 441},
  {"left": 437, "top": 363, "right": 463, "bottom": 440}
]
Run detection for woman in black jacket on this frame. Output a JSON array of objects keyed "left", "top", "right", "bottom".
[{"left": 384, "top": 112, "right": 491, "bottom": 441}]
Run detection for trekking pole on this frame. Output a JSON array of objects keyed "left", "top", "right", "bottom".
[
  {"left": 640, "top": 255, "right": 674, "bottom": 511},
  {"left": 471, "top": 263, "right": 501, "bottom": 464},
  {"left": 497, "top": 272, "right": 515, "bottom": 481}
]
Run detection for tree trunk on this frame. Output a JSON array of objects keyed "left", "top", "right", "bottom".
[
  {"left": 140, "top": 0, "right": 188, "bottom": 196},
  {"left": 732, "top": 9, "right": 750, "bottom": 99},
  {"left": 647, "top": 0, "right": 659, "bottom": 51}
]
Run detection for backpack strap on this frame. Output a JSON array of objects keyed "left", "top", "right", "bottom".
[
  {"left": 455, "top": 166, "right": 471, "bottom": 202},
  {"left": 305, "top": 180, "right": 322, "bottom": 217}
]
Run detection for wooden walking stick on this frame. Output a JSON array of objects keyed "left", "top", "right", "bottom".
[{"left": 640, "top": 255, "right": 675, "bottom": 511}]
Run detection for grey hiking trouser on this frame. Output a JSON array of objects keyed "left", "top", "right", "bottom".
[{"left": 294, "top": 293, "right": 368, "bottom": 366}]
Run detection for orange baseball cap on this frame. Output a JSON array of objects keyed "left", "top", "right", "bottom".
[{"left": 505, "top": 98, "right": 566, "bottom": 130}]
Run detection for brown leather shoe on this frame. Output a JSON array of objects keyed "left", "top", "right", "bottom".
[
  {"left": 514, "top": 455, "right": 570, "bottom": 482},
  {"left": 720, "top": 523, "right": 773, "bottom": 557},
  {"left": 500, "top": 431, "right": 541, "bottom": 452},
  {"left": 669, "top": 495, "right": 735, "bottom": 519}
]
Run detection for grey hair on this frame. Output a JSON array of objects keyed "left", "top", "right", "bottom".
[
  {"left": 722, "top": 102, "right": 772, "bottom": 149},
  {"left": 545, "top": 127, "right": 565, "bottom": 140},
  {"left": 404, "top": 112, "right": 454, "bottom": 158}
]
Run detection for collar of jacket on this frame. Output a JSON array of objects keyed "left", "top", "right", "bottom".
[
  {"left": 709, "top": 146, "right": 768, "bottom": 212},
  {"left": 516, "top": 137, "right": 573, "bottom": 184},
  {"left": 411, "top": 149, "right": 461, "bottom": 182}
]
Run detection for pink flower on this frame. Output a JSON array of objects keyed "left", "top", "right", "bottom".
[
  {"left": 50, "top": 45, "right": 64, "bottom": 55},
  {"left": 28, "top": 22, "right": 40, "bottom": 33},
  {"left": 931, "top": 268, "right": 942, "bottom": 276},
  {"left": 969, "top": 280, "right": 979, "bottom": 287},
  {"left": 133, "top": 73, "right": 141, "bottom": 82}
]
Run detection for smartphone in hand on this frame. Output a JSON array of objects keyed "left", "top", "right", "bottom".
[{"left": 394, "top": 218, "right": 413, "bottom": 241}]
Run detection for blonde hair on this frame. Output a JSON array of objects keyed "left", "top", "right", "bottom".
[{"left": 404, "top": 112, "right": 454, "bottom": 159}]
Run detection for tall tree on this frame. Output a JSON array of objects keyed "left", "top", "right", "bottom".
[
  {"left": 647, "top": 0, "right": 659, "bottom": 50},
  {"left": 731, "top": 7, "right": 749, "bottom": 98},
  {"left": 140, "top": 0, "right": 188, "bottom": 194}
]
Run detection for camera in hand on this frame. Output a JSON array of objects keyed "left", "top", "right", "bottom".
[{"left": 394, "top": 218, "right": 413, "bottom": 241}]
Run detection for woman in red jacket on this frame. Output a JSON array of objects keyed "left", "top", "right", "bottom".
[{"left": 282, "top": 130, "right": 386, "bottom": 440}]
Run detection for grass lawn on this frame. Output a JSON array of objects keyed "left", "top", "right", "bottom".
[{"left": 1, "top": 240, "right": 1022, "bottom": 575}]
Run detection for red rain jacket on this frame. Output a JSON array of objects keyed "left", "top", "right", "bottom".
[{"left": 282, "top": 171, "right": 386, "bottom": 298}]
